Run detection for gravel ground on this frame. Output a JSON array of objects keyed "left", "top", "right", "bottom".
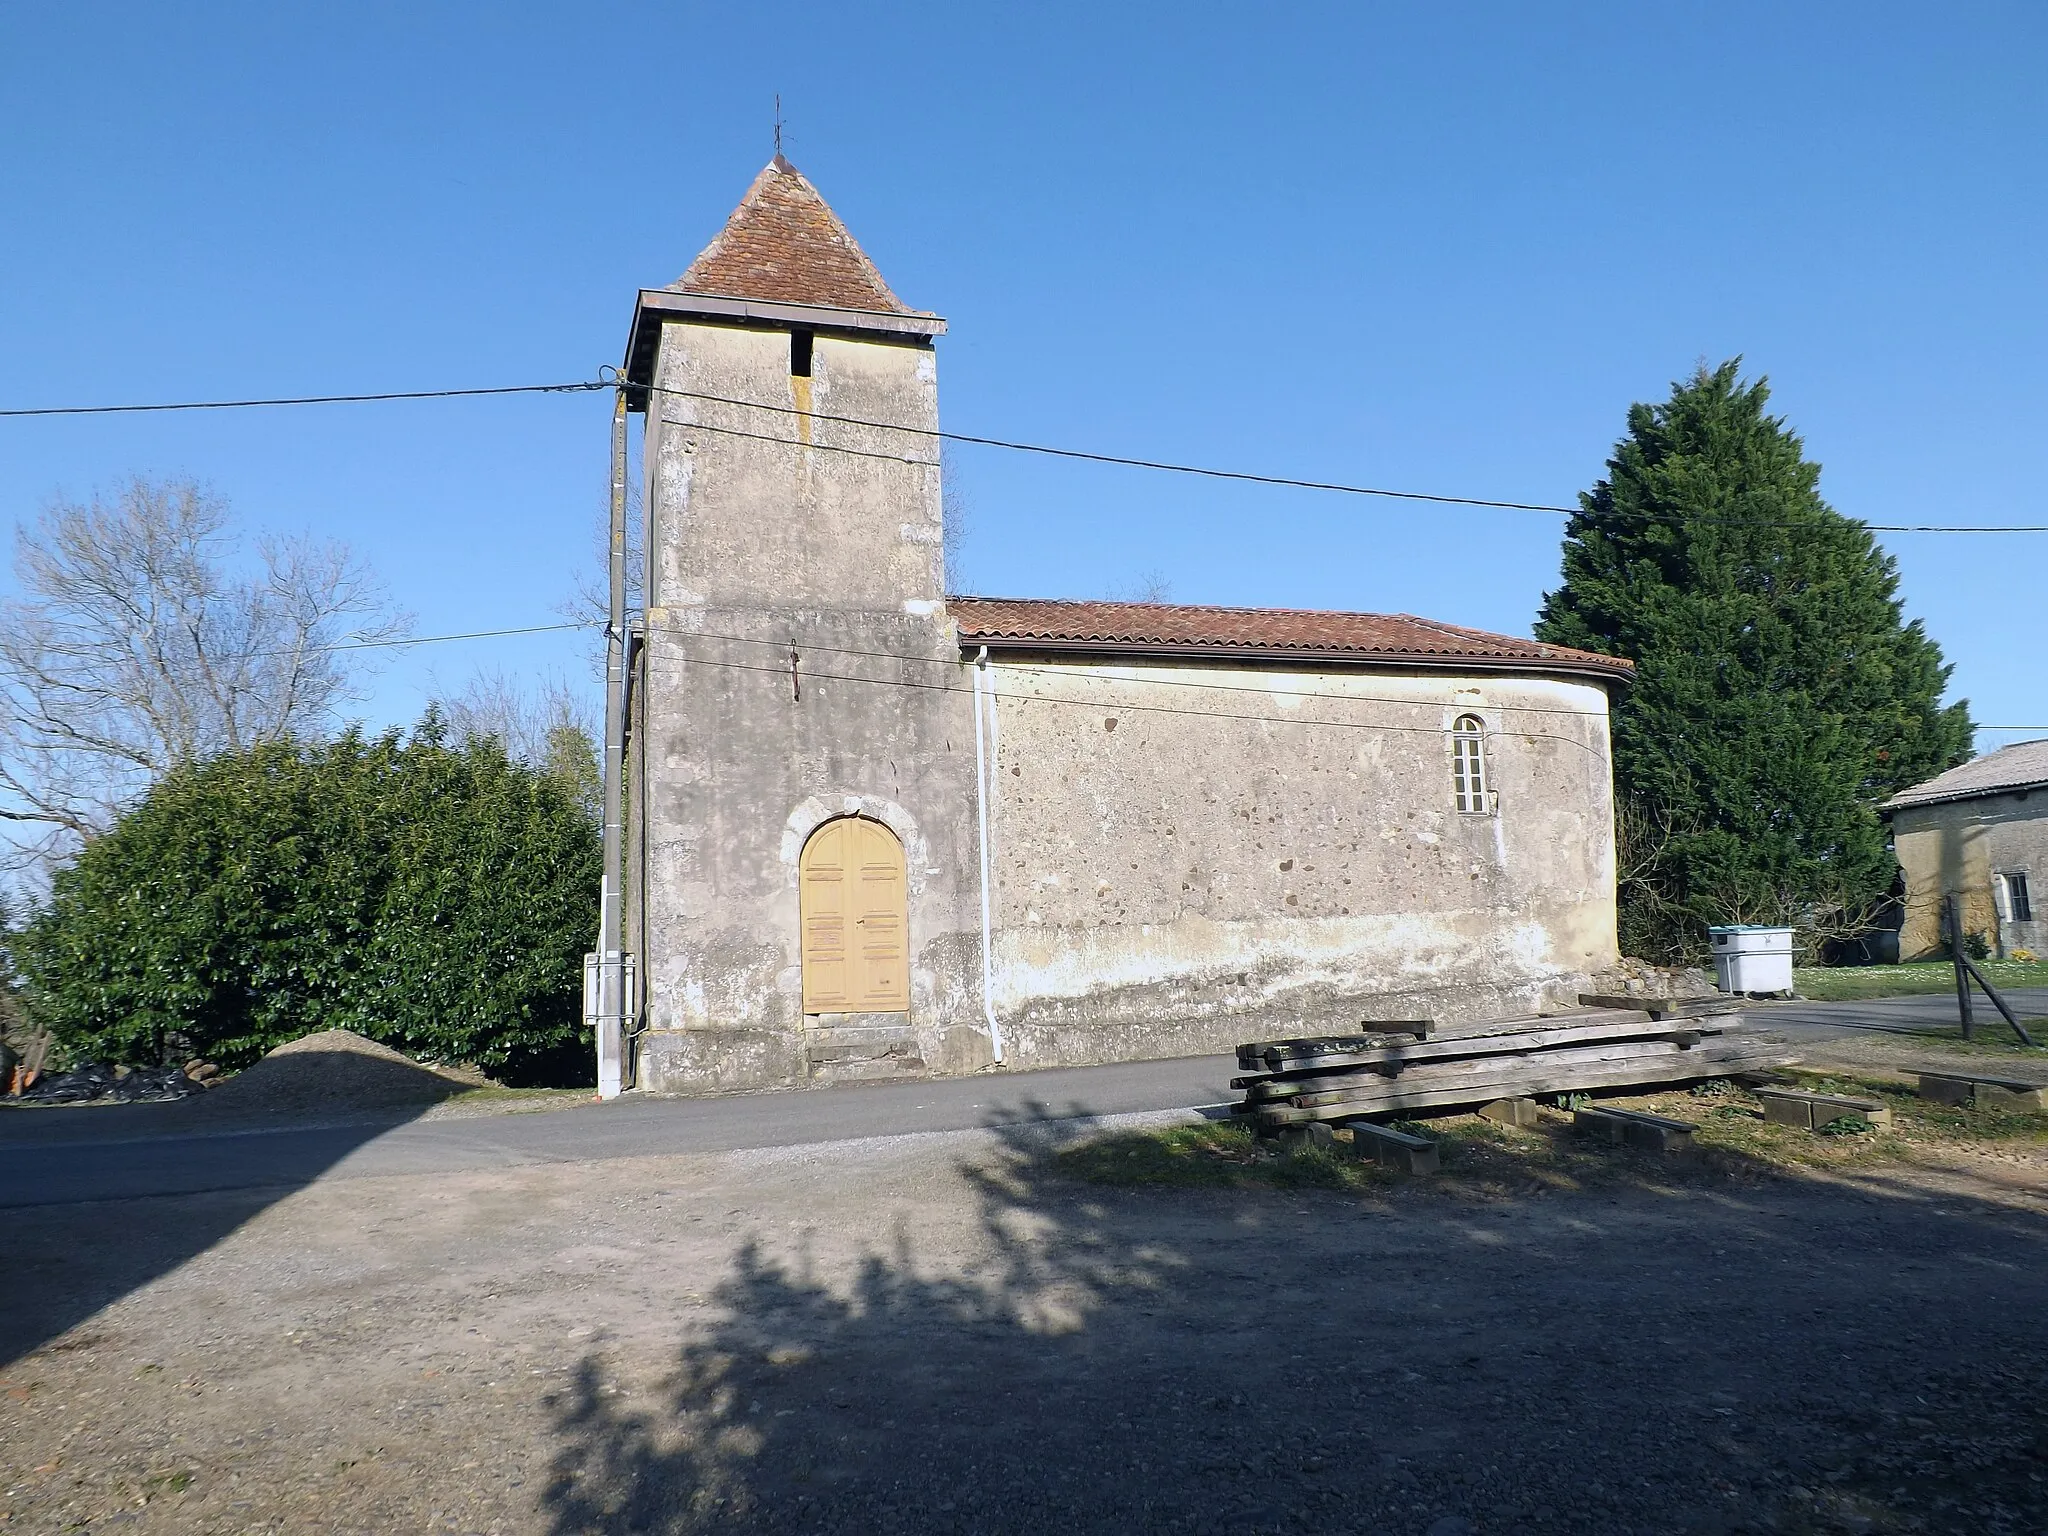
[
  {"left": 3, "top": 1110, "right": 2046, "bottom": 1535},
  {"left": 1751, "top": 1021, "right": 2048, "bottom": 1087}
]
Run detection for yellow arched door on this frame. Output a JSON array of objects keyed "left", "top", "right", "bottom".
[{"left": 799, "top": 817, "right": 910, "bottom": 1014}]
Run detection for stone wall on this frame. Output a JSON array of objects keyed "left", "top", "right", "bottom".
[
  {"left": 631, "top": 317, "right": 988, "bottom": 1093},
  {"left": 979, "top": 658, "right": 1621, "bottom": 1064},
  {"left": 624, "top": 315, "right": 1625, "bottom": 1095},
  {"left": 1891, "top": 791, "right": 2048, "bottom": 959}
]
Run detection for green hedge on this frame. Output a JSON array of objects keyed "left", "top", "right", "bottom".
[{"left": 15, "top": 719, "right": 601, "bottom": 1084}]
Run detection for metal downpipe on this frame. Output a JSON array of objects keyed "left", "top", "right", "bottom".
[{"left": 971, "top": 645, "right": 1005, "bottom": 1066}]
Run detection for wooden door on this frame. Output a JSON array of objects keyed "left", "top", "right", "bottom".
[{"left": 799, "top": 818, "right": 909, "bottom": 1013}]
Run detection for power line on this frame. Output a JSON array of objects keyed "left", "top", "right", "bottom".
[
  {"left": 637, "top": 382, "right": 2048, "bottom": 534},
  {"left": 82, "top": 605, "right": 2044, "bottom": 737},
  {"left": 0, "top": 382, "right": 609, "bottom": 418},
  {"left": 185, "top": 620, "right": 585, "bottom": 666},
  {"left": 359, "top": 618, "right": 2048, "bottom": 736},
  {"left": 644, "top": 644, "right": 1615, "bottom": 761},
  {"left": 646, "top": 382, "right": 1570, "bottom": 513},
  {"left": 325, "top": 620, "right": 585, "bottom": 656},
  {"left": 651, "top": 623, "right": 1617, "bottom": 719},
  {"left": 7, "top": 373, "right": 2046, "bottom": 533}
]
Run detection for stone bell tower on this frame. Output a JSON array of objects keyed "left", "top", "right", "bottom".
[{"left": 621, "top": 157, "right": 989, "bottom": 1094}]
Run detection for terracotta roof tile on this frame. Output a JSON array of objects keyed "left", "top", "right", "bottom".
[
  {"left": 672, "top": 156, "right": 922, "bottom": 316},
  {"left": 947, "top": 597, "right": 1634, "bottom": 682}
]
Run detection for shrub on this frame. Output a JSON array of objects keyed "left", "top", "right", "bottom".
[
  {"left": 15, "top": 716, "right": 600, "bottom": 1083},
  {"left": 1946, "top": 930, "right": 1993, "bottom": 963}
]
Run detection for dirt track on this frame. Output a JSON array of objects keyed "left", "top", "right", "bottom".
[{"left": 3, "top": 1115, "right": 2046, "bottom": 1535}]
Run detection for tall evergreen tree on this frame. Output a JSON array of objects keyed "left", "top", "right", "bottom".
[{"left": 1535, "top": 361, "right": 1972, "bottom": 958}]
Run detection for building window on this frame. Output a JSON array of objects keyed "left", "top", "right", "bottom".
[
  {"left": 790, "top": 328, "right": 814, "bottom": 378},
  {"left": 2005, "top": 872, "right": 2033, "bottom": 923},
  {"left": 1451, "top": 714, "right": 1490, "bottom": 814}
]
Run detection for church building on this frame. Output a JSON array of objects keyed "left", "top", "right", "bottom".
[{"left": 619, "top": 156, "right": 1631, "bottom": 1094}]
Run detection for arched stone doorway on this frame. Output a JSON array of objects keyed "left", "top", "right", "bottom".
[{"left": 798, "top": 816, "right": 910, "bottom": 1013}]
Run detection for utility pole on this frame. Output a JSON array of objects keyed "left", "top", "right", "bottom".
[
  {"left": 595, "top": 387, "right": 631, "bottom": 1098},
  {"left": 1946, "top": 894, "right": 1975, "bottom": 1042}
]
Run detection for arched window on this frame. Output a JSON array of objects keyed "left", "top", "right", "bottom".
[{"left": 1451, "top": 714, "right": 1490, "bottom": 814}]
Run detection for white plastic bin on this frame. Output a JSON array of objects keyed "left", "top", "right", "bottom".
[{"left": 1707, "top": 925, "right": 1795, "bottom": 995}]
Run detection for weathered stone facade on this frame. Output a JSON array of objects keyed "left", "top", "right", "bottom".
[
  {"left": 976, "top": 659, "right": 1618, "bottom": 1068},
  {"left": 621, "top": 157, "right": 1629, "bottom": 1094},
  {"left": 1890, "top": 789, "right": 2048, "bottom": 960}
]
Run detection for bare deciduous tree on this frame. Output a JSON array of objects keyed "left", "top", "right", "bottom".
[
  {"left": 1108, "top": 570, "right": 1174, "bottom": 604},
  {"left": 564, "top": 476, "right": 644, "bottom": 677},
  {"left": 434, "top": 668, "right": 600, "bottom": 819},
  {"left": 0, "top": 477, "right": 407, "bottom": 868},
  {"left": 436, "top": 670, "right": 595, "bottom": 768}
]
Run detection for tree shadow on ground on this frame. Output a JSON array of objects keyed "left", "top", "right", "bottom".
[
  {"left": 0, "top": 1050, "right": 471, "bottom": 1366},
  {"left": 543, "top": 1100, "right": 2048, "bottom": 1536}
]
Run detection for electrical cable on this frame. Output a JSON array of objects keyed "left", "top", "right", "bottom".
[
  {"left": 3, "top": 374, "right": 2043, "bottom": 533},
  {"left": 0, "top": 382, "right": 608, "bottom": 417},
  {"left": 108, "top": 619, "right": 587, "bottom": 666},
  {"left": 643, "top": 645, "right": 1616, "bottom": 760},
  {"left": 643, "top": 621, "right": 1618, "bottom": 719},
  {"left": 642, "top": 622, "right": 2048, "bottom": 741},
  {"left": 637, "top": 381, "right": 2048, "bottom": 535}
]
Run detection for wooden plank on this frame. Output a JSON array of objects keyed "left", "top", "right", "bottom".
[
  {"left": 1236, "top": 1023, "right": 1432, "bottom": 1069},
  {"left": 1259, "top": 1052, "right": 1793, "bottom": 1126},
  {"left": 1285, "top": 1039, "right": 1699, "bottom": 1109},
  {"left": 1254, "top": 1042, "right": 1781, "bottom": 1124},
  {"left": 1577, "top": 994, "right": 1732, "bottom": 1019},
  {"left": 1254, "top": 1042, "right": 1797, "bottom": 1125},
  {"left": 1234, "top": 1015, "right": 1723, "bottom": 1082}
]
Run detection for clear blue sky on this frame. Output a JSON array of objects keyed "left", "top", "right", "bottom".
[{"left": 2, "top": 3, "right": 2042, "bottom": 748}]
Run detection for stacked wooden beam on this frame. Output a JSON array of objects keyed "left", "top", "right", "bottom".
[{"left": 1233, "top": 1004, "right": 1795, "bottom": 1132}]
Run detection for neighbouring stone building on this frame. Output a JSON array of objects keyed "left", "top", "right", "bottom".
[
  {"left": 1885, "top": 739, "right": 2048, "bottom": 961},
  {"left": 619, "top": 156, "right": 1634, "bottom": 1093}
]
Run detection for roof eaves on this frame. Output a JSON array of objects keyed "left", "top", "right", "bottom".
[
  {"left": 954, "top": 632, "right": 1637, "bottom": 683},
  {"left": 623, "top": 288, "right": 946, "bottom": 407},
  {"left": 1884, "top": 778, "right": 2048, "bottom": 813}
]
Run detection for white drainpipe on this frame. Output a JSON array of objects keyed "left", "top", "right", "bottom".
[{"left": 971, "top": 645, "right": 1006, "bottom": 1065}]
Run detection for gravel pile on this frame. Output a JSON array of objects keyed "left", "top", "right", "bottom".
[{"left": 199, "top": 1029, "right": 485, "bottom": 1116}]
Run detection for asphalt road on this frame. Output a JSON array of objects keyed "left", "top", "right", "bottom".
[
  {"left": 0, "top": 1052, "right": 1240, "bottom": 1209},
  {"left": 5, "top": 989, "right": 2043, "bottom": 1210},
  {"left": 1751, "top": 985, "right": 2048, "bottom": 1039}
]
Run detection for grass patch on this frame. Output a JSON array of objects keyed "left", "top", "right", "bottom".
[
  {"left": 442, "top": 1084, "right": 593, "bottom": 1108},
  {"left": 1793, "top": 960, "right": 2048, "bottom": 1001},
  {"left": 1058, "top": 1069, "right": 2047, "bottom": 1197}
]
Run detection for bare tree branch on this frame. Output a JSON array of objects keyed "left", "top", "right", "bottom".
[{"left": 0, "top": 477, "right": 409, "bottom": 875}]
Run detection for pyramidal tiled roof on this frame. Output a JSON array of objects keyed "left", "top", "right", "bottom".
[
  {"left": 671, "top": 156, "right": 921, "bottom": 315},
  {"left": 947, "top": 597, "right": 1636, "bottom": 681},
  {"left": 1884, "top": 739, "right": 2048, "bottom": 811}
]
